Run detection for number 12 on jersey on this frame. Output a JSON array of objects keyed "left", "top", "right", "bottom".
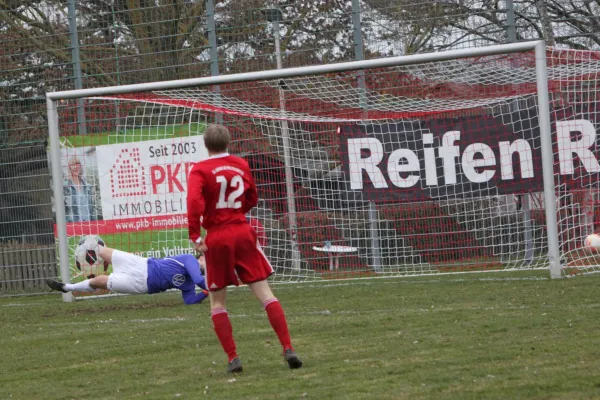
[{"left": 216, "top": 175, "right": 244, "bottom": 209}]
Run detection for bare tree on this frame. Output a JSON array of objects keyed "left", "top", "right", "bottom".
[{"left": 364, "top": 0, "right": 600, "bottom": 53}]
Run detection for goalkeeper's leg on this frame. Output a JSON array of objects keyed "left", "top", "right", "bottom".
[
  {"left": 98, "top": 245, "right": 115, "bottom": 264},
  {"left": 47, "top": 245, "right": 148, "bottom": 294},
  {"left": 47, "top": 245, "right": 117, "bottom": 293},
  {"left": 47, "top": 275, "right": 108, "bottom": 293}
]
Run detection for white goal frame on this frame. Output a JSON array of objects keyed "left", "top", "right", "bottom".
[{"left": 46, "top": 40, "right": 559, "bottom": 302}]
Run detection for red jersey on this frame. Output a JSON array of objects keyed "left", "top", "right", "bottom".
[{"left": 187, "top": 153, "right": 258, "bottom": 242}]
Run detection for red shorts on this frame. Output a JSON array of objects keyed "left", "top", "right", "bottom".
[{"left": 204, "top": 223, "right": 274, "bottom": 291}]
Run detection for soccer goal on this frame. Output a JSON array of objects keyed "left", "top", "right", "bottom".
[{"left": 47, "top": 40, "right": 600, "bottom": 301}]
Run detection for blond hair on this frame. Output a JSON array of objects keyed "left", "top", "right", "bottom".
[{"left": 203, "top": 124, "right": 230, "bottom": 153}]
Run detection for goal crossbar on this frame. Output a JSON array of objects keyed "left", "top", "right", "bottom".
[{"left": 47, "top": 41, "right": 541, "bottom": 101}]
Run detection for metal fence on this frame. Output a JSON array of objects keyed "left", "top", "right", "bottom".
[{"left": 1, "top": 0, "right": 599, "bottom": 295}]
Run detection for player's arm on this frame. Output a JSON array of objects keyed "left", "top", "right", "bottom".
[
  {"left": 241, "top": 165, "right": 258, "bottom": 214},
  {"left": 183, "top": 260, "right": 207, "bottom": 290},
  {"left": 181, "top": 288, "right": 209, "bottom": 305},
  {"left": 186, "top": 165, "right": 205, "bottom": 243}
]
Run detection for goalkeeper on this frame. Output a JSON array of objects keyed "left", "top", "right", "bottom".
[{"left": 46, "top": 238, "right": 209, "bottom": 305}]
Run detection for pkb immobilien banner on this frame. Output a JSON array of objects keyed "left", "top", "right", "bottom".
[
  {"left": 57, "top": 136, "right": 208, "bottom": 270},
  {"left": 96, "top": 137, "right": 208, "bottom": 227}
]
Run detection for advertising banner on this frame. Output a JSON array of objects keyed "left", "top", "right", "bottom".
[
  {"left": 57, "top": 135, "right": 209, "bottom": 282},
  {"left": 340, "top": 108, "right": 600, "bottom": 201},
  {"left": 96, "top": 136, "right": 208, "bottom": 224}
]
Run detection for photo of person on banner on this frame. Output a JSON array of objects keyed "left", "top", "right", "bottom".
[
  {"left": 64, "top": 156, "right": 96, "bottom": 222},
  {"left": 61, "top": 146, "right": 103, "bottom": 222}
]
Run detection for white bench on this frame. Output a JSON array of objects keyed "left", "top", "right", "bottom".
[{"left": 312, "top": 245, "right": 358, "bottom": 271}]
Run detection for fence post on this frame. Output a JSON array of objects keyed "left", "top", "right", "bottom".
[
  {"left": 506, "top": 0, "right": 517, "bottom": 43},
  {"left": 206, "top": 0, "right": 223, "bottom": 124},
  {"left": 67, "top": 0, "right": 87, "bottom": 135},
  {"left": 263, "top": 8, "right": 302, "bottom": 271}
]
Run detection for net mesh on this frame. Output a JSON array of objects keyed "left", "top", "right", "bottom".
[{"left": 53, "top": 48, "right": 600, "bottom": 291}]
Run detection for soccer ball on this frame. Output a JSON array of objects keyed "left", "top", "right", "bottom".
[
  {"left": 584, "top": 233, "right": 600, "bottom": 252},
  {"left": 74, "top": 235, "right": 108, "bottom": 278}
]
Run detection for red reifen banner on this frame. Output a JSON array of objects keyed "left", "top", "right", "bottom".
[{"left": 340, "top": 105, "right": 600, "bottom": 202}]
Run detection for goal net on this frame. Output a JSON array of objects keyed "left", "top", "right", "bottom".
[{"left": 49, "top": 43, "right": 600, "bottom": 299}]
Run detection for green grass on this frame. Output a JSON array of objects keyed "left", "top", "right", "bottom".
[
  {"left": 2, "top": 272, "right": 600, "bottom": 399},
  {"left": 63, "top": 123, "right": 205, "bottom": 147}
]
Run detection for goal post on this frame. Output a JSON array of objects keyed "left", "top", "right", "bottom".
[
  {"left": 47, "top": 97, "right": 74, "bottom": 303},
  {"left": 534, "top": 43, "right": 561, "bottom": 279},
  {"left": 49, "top": 39, "right": 596, "bottom": 302}
]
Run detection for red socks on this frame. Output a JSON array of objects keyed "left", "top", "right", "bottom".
[
  {"left": 211, "top": 300, "right": 293, "bottom": 362},
  {"left": 211, "top": 308, "right": 237, "bottom": 362},
  {"left": 263, "top": 298, "right": 293, "bottom": 351}
]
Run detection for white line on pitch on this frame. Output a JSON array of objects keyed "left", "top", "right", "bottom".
[
  {"left": 273, "top": 276, "right": 550, "bottom": 290},
  {"left": 40, "top": 316, "right": 188, "bottom": 327},
  {"left": 208, "top": 302, "right": 600, "bottom": 319},
  {"left": 0, "top": 275, "right": 566, "bottom": 309}
]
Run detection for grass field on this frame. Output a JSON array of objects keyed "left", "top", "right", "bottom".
[{"left": 2, "top": 272, "right": 600, "bottom": 399}]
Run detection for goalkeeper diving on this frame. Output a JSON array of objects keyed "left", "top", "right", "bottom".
[{"left": 46, "top": 235, "right": 209, "bottom": 305}]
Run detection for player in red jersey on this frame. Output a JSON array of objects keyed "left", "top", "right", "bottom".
[{"left": 187, "top": 124, "right": 302, "bottom": 373}]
